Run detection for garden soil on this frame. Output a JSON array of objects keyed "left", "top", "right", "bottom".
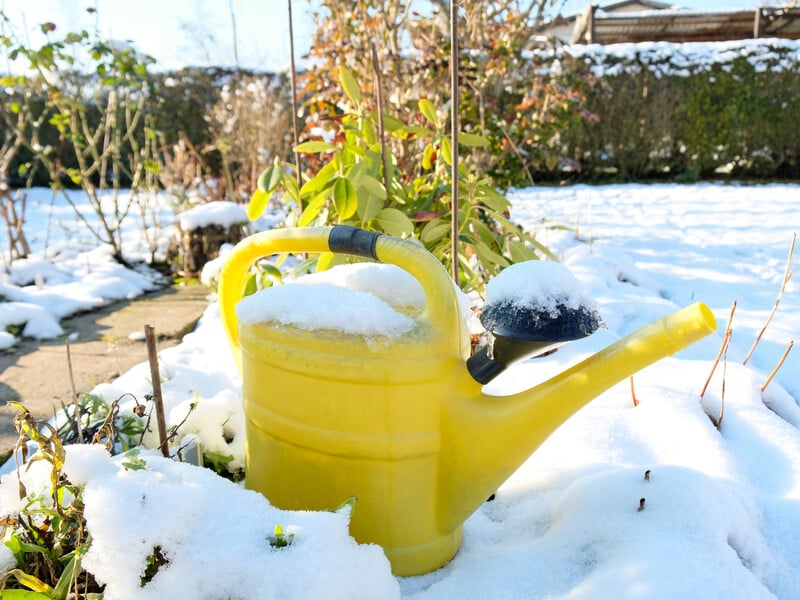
[{"left": 0, "top": 283, "right": 211, "bottom": 457}]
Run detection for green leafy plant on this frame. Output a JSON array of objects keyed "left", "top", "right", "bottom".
[
  {"left": 0, "top": 403, "right": 102, "bottom": 598},
  {"left": 268, "top": 524, "right": 294, "bottom": 549},
  {"left": 250, "top": 66, "right": 552, "bottom": 293}
]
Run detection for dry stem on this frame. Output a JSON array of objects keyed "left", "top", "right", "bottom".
[
  {"left": 761, "top": 340, "right": 794, "bottom": 392},
  {"left": 717, "top": 330, "right": 729, "bottom": 430},
  {"left": 64, "top": 339, "right": 83, "bottom": 443},
  {"left": 700, "top": 301, "right": 736, "bottom": 398},
  {"left": 630, "top": 376, "right": 639, "bottom": 407},
  {"left": 743, "top": 233, "right": 795, "bottom": 365}
]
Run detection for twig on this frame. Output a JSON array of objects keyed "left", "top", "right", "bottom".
[
  {"left": 630, "top": 376, "right": 639, "bottom": 407},
  {"left": 450, "top": 0, "right": 460, "bottom": 285},
  {"left": 287, "top": 0, "right": 303, "bottom": 209},
  {"left": 65, "top": 338, "right": 83, "bottom": 443},
  {"left": 700, "top": 301, "right": 736, "bottom": 398},
  {"left": 144, "top": 325, "right": 169, "bottom": 457},
  {"left": 717, "top": 329, "right": 729, "bottom": 430},
  {"left": 743, "top": 233, "right": 795, "bottom": 365},
  {"left": 371, "top": 43, "right": 390, "bottom": 196},
  {"left": 761, "top": 340, "right": 794, "bottom": 392}
]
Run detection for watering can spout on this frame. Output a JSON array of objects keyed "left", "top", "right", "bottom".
[{"left": 440, "top": 302, "right": 717, "bottom": 531}]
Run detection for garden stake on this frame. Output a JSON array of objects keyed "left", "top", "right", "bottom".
[
  {"left": 144, "top": 325, "right": 169, "bottom": 457},
  {"left": 287, "top": 0, "right": 303, "bottom": 209},
  {"left": 371, "top": 43, "right": 390, "bottom": 194},
  {"left": 450, "top": 0, "right": 460, "bottom": 284}
]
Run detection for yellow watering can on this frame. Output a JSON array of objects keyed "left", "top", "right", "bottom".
[{"left": 218, "top": 225, "right": 716, "bottom": 576}]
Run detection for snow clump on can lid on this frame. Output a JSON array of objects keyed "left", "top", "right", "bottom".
[{"left": 485, "top": 260, "right": 593, "bottom": 317}]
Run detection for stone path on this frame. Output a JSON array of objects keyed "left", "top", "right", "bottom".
[{"left": 0, "top": 283, "right": 211, "bottom": 456}]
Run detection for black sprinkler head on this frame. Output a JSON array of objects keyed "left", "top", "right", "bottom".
[{"left": 467, "top": 299, "right": 602, "bottom": 385}]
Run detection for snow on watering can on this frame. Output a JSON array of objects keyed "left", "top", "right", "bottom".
[{"left": 218, "top": 225, "right": 716, "bottom": 576}]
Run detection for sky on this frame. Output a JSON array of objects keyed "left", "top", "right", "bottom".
[{"left": 0, "top": 0, "right": 763, "bottom": 73}]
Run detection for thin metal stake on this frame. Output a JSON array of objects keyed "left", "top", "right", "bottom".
[
  {"left": 371, "top": 43, "right": 390, "bottom": 195},
  {"left": 145, "top": 325, "right": 170, "bottom": 458},
  {"left": 288, "top": 0, "right": 303, "bottom": 209},
  {"left": 450, "top": 0, "right": 460, "bottom": 285}
]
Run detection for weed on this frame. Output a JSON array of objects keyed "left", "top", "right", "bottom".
[{"left": 0, "top": 403, "right": 102, "bottom": 597}]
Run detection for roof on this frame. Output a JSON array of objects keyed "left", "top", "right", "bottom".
[{"left": 572, "top": 5, "right": 800, "bottom": 44}]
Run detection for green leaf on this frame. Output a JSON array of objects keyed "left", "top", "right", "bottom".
[
  {"left": 333, "top": 177, "right": 358, "bottom": 220},
  {"left": 441, "top": 136, "right": 453, "bottom": 167},
  {"left": 258, "top": 262, "right": 283, "bottom": 282},
  {"left": 316, "top": 252, "right": 335, "bottom": 272},
  {"left": 0, "top": 589, "right": 53, "bottom": 599},
  {"left": 458, "top": 132, "right": 490, "bottom": 147},
  {"left": 243, "top": 274, "right": 258, "bottom": 297},
  {"left": 421, "top": 144, "right": 436, "bottom": 171},
  {"left": 392, "top": 125, "right": 433, "bottom": 140},
  {"left": 508, "top": 240, "right": 539, "bottom": 263},
  {"left": 327, "top": 496, "right": 357, "bottom": 516},
  {"left": 360, "top": 174, "right": 386, "bottom": 201},
  {"left": 52, "top": 554, "right": 82, "bottom": 600},
  {"left": 257, "top": 161, "right": 282, "bottom": 193},
  {"left": 375, "top": 208, "right": 414, "bottom": 237},
  {"left": 248, "top": 189, "right": 270, "bottom": 221},
  {"left": 380, "top": 113, "right": 404, "bottom": 132},
  {"left": 339, "top": 64, "right": 362, "bottom": 106},
  {"left": 121, "top": 449, "right": 148, "bottom": 471},
  {"left": 420, "top": 219, "right": 451, "bottom": 246},
  {"left": 300, "top": 161, "right": 337, "bottom": 197},
  {"left": 472, "top": 239, "right": 510, "bottom": 268},
  {"left": 298, "top": 192, "right": 327, "bottom": 227},
  {"left": 356, "top": 187, "right": 384, "bottom": 223},
  {"left": 295, "top": 140, "right": 335, "bottom": 154},
  {"left": 1, "top": 569, "right": 54, "bottom": 595},
  {"left": 475, "top": 185, "right": 510, "bottom": 213},
  {"left": 418, "top": 98, "right": 439, "bottom": 128}
]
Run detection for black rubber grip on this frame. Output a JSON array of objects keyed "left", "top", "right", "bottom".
[{"left": 328, "top": 225, "right": 382, "bottom": 260}]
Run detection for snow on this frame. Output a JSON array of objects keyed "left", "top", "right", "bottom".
[
  {"left": 535, "top": 38, "right": 800, "bottom": 78},
  {"left": 178, "top": 200, "right": 249, "bottom": 231},
  {"left": 237, "top": 281, "right": 416, "bottom": 338},
  {"left": 236, "top": 262, "right": 477, "bottom": 338},
  {"left": 484, "top": 259, "right": 595, "bottom": 317},
  {"left": 1, "top": 182, "right": 800, "bottom": 599}
]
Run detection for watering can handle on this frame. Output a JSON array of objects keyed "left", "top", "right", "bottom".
[{"left": 217, "top": 225, "right": 464, "bottom": 370}]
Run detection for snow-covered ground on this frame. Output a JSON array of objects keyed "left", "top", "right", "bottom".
[{"left": 1, "top": 183, "right": 799, "bottom": 599}]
